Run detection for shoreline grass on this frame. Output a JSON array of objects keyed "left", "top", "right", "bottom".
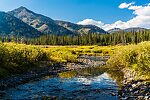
[
  {"left": 107, "top": 41, "right": 150, "bottom": 80},
  {"left": 0, "top": 41, "right": 150, "bottom": 81}
]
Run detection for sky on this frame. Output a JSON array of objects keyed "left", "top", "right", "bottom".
[{"left": 0, "top": 0, "right": 150, "bottom": 30}]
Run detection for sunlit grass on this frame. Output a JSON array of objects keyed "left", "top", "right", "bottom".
[
  {"left": 107, "top": 41, "right": 150, "bottom": 80},
  {"left": 0, "top": 41, "right": 150, "bottom": 80}
]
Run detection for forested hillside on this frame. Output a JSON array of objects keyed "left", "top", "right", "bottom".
[{"left": 1, "top": 30, "right": 149, "bottom": 46}]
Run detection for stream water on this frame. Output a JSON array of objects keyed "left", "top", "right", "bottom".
[{"left": 1, "top": 67, "right": 119, "bottom": 100}]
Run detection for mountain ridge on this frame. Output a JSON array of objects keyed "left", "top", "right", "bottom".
[
  {"left": 8, "top": 6, "right": 76, "bottom": 36},
  {"left": 0, "top": 6, "right": 147, "bottom": 38},
  {"left": 8, "top": 6, "right": 107, "bottom": 35},
  {"left": 55, "top": 20, "right": 107, "bottom": 34},
  {"left": 107, "top": 27, "right": 147, "bottom": 33},
  {"left": 0, "top": 11, "right": 42, "bottom": 37}
]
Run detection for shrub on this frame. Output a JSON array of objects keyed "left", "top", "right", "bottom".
[
  {"left": 107, "top": 41, "right": 150, "bottom": 79},
  {"left": 43, "top": 47, "right": 78, "bottom": 63}
]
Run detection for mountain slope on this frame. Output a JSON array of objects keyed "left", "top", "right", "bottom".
[
  {"left": 108, "top": 27, "right": 147, "bottom": 33},
  {"left": 107, "top": 28, "right": 122, "bottom": 33},
  {"left": 124, "top": 27, "right": 146, "bottom": 32},
  {"left": 8, "top": 6, "right": 75, "bottom": 35},
  {"left": 0, "top": 11, "right": 42, "bottom": 37},
  {"left": 56, "top": 20, "right": 107, "bottom": 34}
]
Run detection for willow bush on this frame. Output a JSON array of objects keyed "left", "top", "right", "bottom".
[
  {"left": 0, "top": 42, "right": 46, "bottom": 77},
  {"left": 107, "top": 41, "right": 150, "bottom": 79},
  {"left": 43, "top": 47, "right": 78, "bottom": 63},
  {"left": 0, "top": 43, "right": 79, "bottom": 77},
  {"left": 1, "top": 42, "right": 150, "bottom": 78}
]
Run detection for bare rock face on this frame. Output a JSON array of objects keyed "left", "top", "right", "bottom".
[
  {"left": 8, "top": 6, "right": 75, "bottom": 36},
  {"left": 56, "top": 20, "right": 107, "bottom": 34},
  {"left": 108, "top": 27, "right": 146, "bottom": 33},
  {"left": 107, "top": 28, "right": 122, "bottom": 33},
  {"left": 8, "top": 6, "right": 107, "bottom": 36},
  {"left": 124, "top": 27, "right": 146, "bottom": 32},
  {"left": 0, "top": 11, "right": 42, "bottom": 37}
]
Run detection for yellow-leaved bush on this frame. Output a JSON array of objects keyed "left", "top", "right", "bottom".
[
  {"left": 0, "top": 42, "right": 45, "bottom": 77},
  {"left": 107, "top": 41, "right": 150, "bottom": 78},
  {"left": 43, "top": 47, "right": 78, "bottom": 63}
]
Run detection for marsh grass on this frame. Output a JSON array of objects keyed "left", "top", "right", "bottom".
[{"left": 0, "top": 42, "right": 150, "bottom": 80}]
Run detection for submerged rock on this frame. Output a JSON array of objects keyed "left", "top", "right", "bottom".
[{"left": 119, "top": 80, "right": 150, "bottom": 99}]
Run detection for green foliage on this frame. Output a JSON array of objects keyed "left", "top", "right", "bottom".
[
  {"left": 43, "top": 47, "right": 78, "bottom": 63},
  {"left": 59, "top": 71, "right": 77, "bottom": 78},
  {"left": 107, "top": 41, "right": 150, "bottom": 79},
  {"left": 0, "top": 42, "right": 45, "bottom": 77},
  {"left": 0, "top": 68, "right": 9, "bottom": 78},
  {"left": 0, "top": 43, "right": 79, "bottom": 77},
  {"left": 72, "top": 46, "right": 115, "bottom": 56},
  {"left": 2, "top": 30, "right": 149, "bottom": 46},
  {"left": 0, "top": 41, "right": 150, "bottom": 80}
]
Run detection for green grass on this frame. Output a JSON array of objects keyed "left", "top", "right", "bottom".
[
  {"left": 0, "top": 41, "right": 150, "bottom": 81},
  {"left": 43, "top": 47, "right": 78, "bottom": 63},
  {"left": 107, "top": 41, "right": 150, "bottom": 80},
  {"left": 0, "top": 42, "right": 79, "bottom": 78},
  {"left": 0, "top": 42, "right": 45, "bottom": 78}
]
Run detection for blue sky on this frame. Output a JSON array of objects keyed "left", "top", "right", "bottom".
[{"left": 0, "top": 0, "right": 150, "bottom": 30}]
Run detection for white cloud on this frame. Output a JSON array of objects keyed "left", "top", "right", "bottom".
[
  {"left": 133, "top": 6, "right": 150, "bottom": 16},
  {"left": 102, "top": 20, "right": 127, "bottom": 31},
  {"left": 77, "top": 2, "right": 150, "bottom": 31},
  {"left": 128, "top": 6, "right": 142, "bottom": 10},
  {"left": 77, "top": 19, "right": 104, "bottom": 27},
  {"left": 119, "top": 2, "right": 135, "bottom": 9}
]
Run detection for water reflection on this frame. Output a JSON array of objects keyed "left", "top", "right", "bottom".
[
  {"left": 2, "top": 67, "right": 121, "bottom": 100},
  {"left": 106, "top": 69, "right": 124, "bottom": 86},
  {"left": 59, "top": 67, "right": 106, "bottom": 78}
]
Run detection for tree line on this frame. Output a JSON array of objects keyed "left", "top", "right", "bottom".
[{"left": 0, "top": 30, "right": 150, "bottom": 45}]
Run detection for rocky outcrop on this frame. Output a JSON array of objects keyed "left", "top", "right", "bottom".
[
  {"left": 8, "top": 7, "right": 75, "bottom": 36},
  {"left": 119, "top": 80, "right": 150, "bottom": 100},
  {"left": 119, "top": 68, "right": 150, "bottom": 100},
  {"left": 66, "top": 55, "right": 109, "bottom": 69}
]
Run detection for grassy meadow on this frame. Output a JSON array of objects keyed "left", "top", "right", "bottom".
[{"left": 0, "top": 41, "right": 150, "bottom": 81}]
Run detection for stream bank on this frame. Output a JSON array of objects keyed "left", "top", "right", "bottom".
[
  {"left": 118, "top": 68, "right": 150, "bottom": 100},
  {"left": 0, "top": 55, "right": 149, "bottom": 99},
  {"left": 1, "top": 55, "right": 118, "bottom": 100},
  {"left": 0, "top": 55, "right": 108, "bottom": 91}
]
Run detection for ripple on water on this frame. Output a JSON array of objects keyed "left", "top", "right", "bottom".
[{"left": 2, "top": 73, "right": 118, "bottom": 100}]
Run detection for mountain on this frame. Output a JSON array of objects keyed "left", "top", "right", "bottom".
[
  {"left": 0, "top": 11, "right": 42, "bottom": 37},
  {"left": 108, "top": 27, "right": 147, "bottom": 33},
  {"left": 55, "top": 20, "right": 107, "bottom": 34},
  {"left": 8, "top": 6, "right": 75, "bottom": 36},
  {"left": 107, "top": 28, "right": 122, "bottom": 33},
  {"left": 124, "top": 27, "right": 146, "bottom": 32},
  {"left": 3, "top": 6, "right": 147, "bottom": 37}
]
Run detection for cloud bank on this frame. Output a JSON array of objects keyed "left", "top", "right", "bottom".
[
  {"left": 77, "top": 2, "right": 150, "bottom": 31},
  {"left": 119, "top": 2, "right": 135, "bottom": 9}
]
